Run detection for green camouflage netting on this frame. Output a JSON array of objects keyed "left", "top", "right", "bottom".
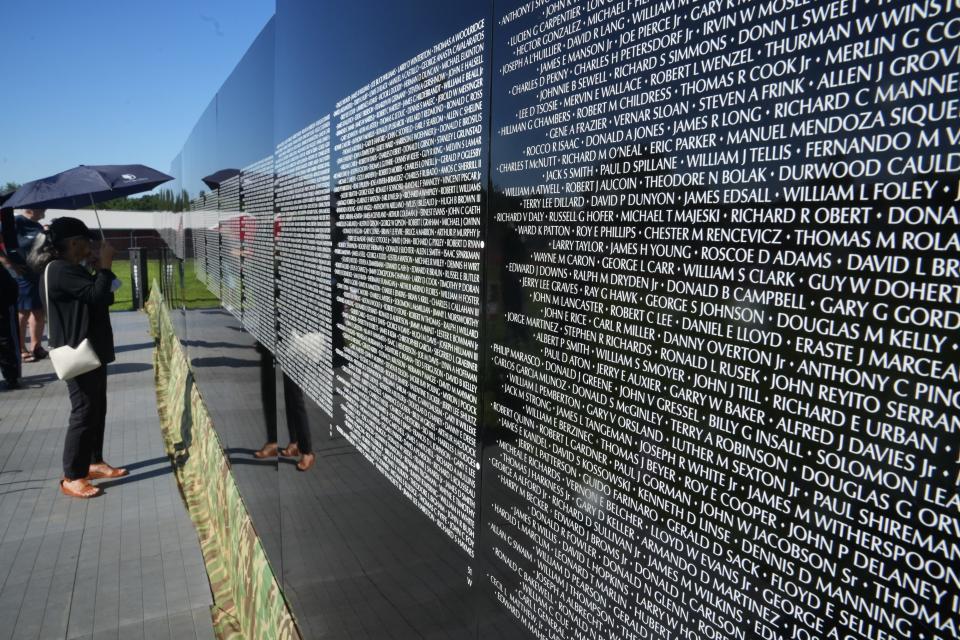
[{"left": 148, "top": 284, "right": 300, "bottom": 640}]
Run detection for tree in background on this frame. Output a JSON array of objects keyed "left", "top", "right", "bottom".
[
  {"left": 2, "top": 181, "right": 190, "bottom": 212},
  {"left": 83, "top": 188, "right": 191, "bottom": 212}
]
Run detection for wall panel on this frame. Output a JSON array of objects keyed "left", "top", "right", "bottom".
[{"left": 157, "top": 1, "right": 960, "bottom": 639}]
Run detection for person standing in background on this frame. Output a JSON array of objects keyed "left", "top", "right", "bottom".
[{"left": 14, "top": 208, "right": 47, "bottom": 362}]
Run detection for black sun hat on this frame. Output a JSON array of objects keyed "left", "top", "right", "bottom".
[{"left": 48, "top": 217, "right": 98, "bottom": 243}]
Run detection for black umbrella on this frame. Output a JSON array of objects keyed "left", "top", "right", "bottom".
[
  {"left": 201, "top": 168, "right": 240, "bottom": 190},
  {"left": 4, "top": 164, "right": 173, "bottom": 239}
]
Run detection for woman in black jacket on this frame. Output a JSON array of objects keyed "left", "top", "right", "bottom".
[{"left": 43, "top": 217, "right": 127, "bottom": 499}]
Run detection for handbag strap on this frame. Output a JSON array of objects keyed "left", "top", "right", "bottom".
[
  {"left": 43, "top": 261, "right": 61, "bottom": 339},
  {"left": 43, "top": 263, "right": 50, "bottom": 334}
]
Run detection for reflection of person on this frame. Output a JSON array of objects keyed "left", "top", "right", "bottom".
[
  {"left": 254, "top": 372, "right": 315, "bottom": 471},
  {"left": 281, "top": 374, "right": 314, "bottom": 470},
  {"left": 42, "top": 217, "right": 128, "bottom": 498},
  {"left": 15, "top": 208, "right": 47, "bottom": 362}
]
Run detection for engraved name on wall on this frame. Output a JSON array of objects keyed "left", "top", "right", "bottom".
[
  {"left": 486, "top": 1, "right": 960, "bottom": 639},
  {"left": 333, "top": 20, "right": 488, "bottom": 552}
]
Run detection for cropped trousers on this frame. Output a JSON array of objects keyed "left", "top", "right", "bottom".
[
  {"left": 283, "top": 373, "right": 312, "bottom": 455},
  {"left": 63, "top": 365, "right": 108, "bottom": 480}
]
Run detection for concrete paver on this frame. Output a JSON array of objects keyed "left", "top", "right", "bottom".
[{"left": 0, "top": 313, "right": 213, "bottom": 639}]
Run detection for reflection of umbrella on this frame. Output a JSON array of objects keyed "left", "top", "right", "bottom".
[
  {"left": 202, "top": 169, "right": 240, "bottom": 190},
  {"left": 4, "top": 164, "right": 172, "bottom": 240}
]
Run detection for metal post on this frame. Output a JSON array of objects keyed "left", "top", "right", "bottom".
[{"left": 129, "top": 247, "right": 149, "bottom": 311}]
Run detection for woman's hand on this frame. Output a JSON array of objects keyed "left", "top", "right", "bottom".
[{"left": 98, "top": 242, "right": 116, "bottom": 270}]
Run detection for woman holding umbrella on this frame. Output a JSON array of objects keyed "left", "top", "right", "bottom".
[
  {"left": 41, "top": 217, "right": 127, "bottom": 498},
  {"left": 5, "top": 163, "right": 172, "bottom": 497}
]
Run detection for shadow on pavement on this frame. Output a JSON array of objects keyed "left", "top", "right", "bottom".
[
  {"left": 97, "top": 464, "right": 172, "bottom": 490},
  {"left": 114, "top": 341, "right": 156, "bottom": 354},
  {"left": 191, "top": 356, "right": 258, "bottom": 369},
  {"left": 107, "top": 362, "right": 154, "bottom": 375}
]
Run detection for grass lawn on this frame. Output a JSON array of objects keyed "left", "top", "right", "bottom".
[{"left": 109, "top": 259, "right": 219, "bottom": 311}]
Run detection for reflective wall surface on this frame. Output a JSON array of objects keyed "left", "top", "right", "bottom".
[{"left": 159, "top": 1, "right": 960, "bottom": 639}]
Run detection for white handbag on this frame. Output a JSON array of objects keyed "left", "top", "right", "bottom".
[{"left": 44, "top": 264, "right": 102, "bottom": 380}]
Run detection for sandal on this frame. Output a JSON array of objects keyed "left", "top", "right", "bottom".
[
  {"left": 60, "top": 478, "right": 102, "bottom": 499},
  {"left": 87, "top": 462, "right": 128, "bottom": 479},
  {"left": 296, "top": 453, "right": 316, "bottom": 472},
  {"left": 254, "top": 442, "right": 278, "bottom": 458},
  {"left": 280, "top": 443, "right": 300, "bottom": 458},
  {"left": 21, "top": 351, "right": 35, "bottom": 363},
  {"left": 32, "top": 346, "right": 48, "bottom": 361}
]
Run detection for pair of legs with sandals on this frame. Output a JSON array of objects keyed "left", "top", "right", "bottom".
[
  {"left": 59, "top": 365, "right": 127, "bottom": 498},
  {"left": 255, "top": 373, "right": 315, "bottom": 471},
  {"left": 255, "top": 441, "right": 315, "bottom": 471}
]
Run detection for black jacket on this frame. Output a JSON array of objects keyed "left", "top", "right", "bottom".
[
  {"left": 0, "top": 266, "right": 17, "bottom": 307},
  {"left": 44, "top": 260, "right": 116, "bottom": 364}
]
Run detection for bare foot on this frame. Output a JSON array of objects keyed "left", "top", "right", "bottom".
[
  {"left": 254, "top": 442, "right": 278, "bottom": 458},
  {"left": 280, "top": 442, "right": 300, "bottom": 458}
]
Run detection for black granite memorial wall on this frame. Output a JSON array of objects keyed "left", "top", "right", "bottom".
[{"left": 159, "top": 1, "right": 960, "bottom": 638}]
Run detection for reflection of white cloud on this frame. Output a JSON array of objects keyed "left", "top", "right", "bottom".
[
  {"left": 287, "top": 329, "right": 325, "bottom": 363},
  {"left": 574, "top": 475, "right": 608, "bottom": 526}
]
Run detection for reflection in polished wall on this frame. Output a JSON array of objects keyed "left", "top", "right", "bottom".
[
  {"left": 333, "top": 19, "right": 486, "bottom": 555},
  {"left": 155, "top": 0, "right": 960, "bottom": 639},
  {"left": 241, "top": 155, "right": 276, "bottom": 351},
  {"left": 275, "top": 118, "right": 334, "bottom": 417},
  {"left": 218, "top": 174, "right": 243, "bottom": 321}
]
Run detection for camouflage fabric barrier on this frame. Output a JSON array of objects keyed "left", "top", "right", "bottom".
[{"left": 147, "top": 283, "right": 300, "bottom": 640}]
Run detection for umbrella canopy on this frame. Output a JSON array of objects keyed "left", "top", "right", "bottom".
[
  {"left": 201, "top": 168, "right": 240, "bottom": 190},
  {"left": 4, "top": 164, "right": 173, "bottom": 210}
]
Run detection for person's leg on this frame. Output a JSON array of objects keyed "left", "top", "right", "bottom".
[
  {"left": 29, "top": 309, "right": 45, "bottom": 357},
  {"left": 61, "top": 369, "right": 102, "bottom": 498},
  {"left": 89, "top": 366, "right": 107, "bottom": 464},
  {"left": 254, "top": 343, "right": 278, "bottom": 458},
  {"left": 63, "top": 371, "right": 98, "bottom": 480},
  {"left": 282, "top": 374, "right": 314, "bottom": 470},
  {"left": 283, "top": 374, "right": 311, "bottom": 454},
  {"left": 86, "top": 367, "right": 125, "bottom": 478},
  {"left": 278, "top": 373, "right": 300, "bottom": 457},
  {"left": 16, "top": 276, "right": 36, "bottom": 357},
  {"left": 17, "top": 309, "right": 29, "bottom": 356},
  {"left": 0, "top": 304, "right": 20, "bottom": 385},
  {"left": 260, "top": 346, "right": 277, "bottom": 440}
]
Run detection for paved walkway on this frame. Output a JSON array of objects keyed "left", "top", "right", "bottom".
[{"left": 0, "top": 313, "right": 214, "bottom": 640}]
